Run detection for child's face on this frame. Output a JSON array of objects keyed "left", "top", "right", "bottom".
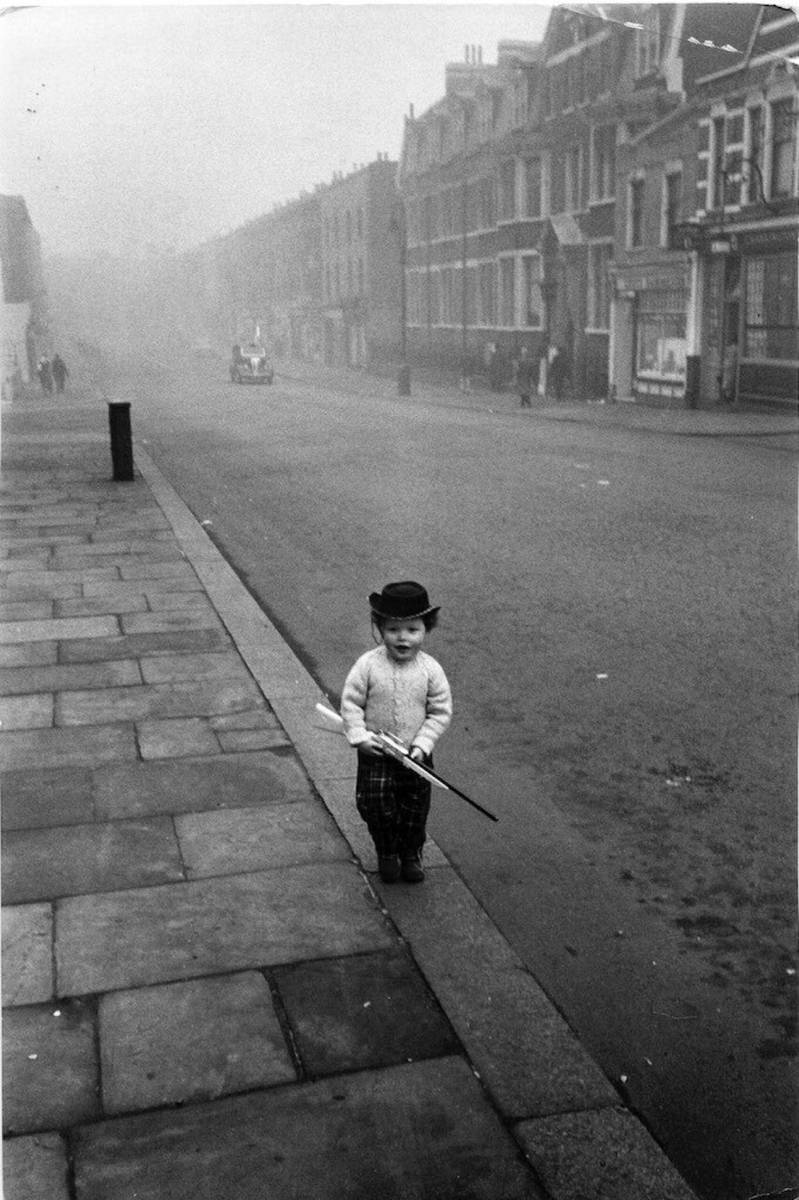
[{"left": 380, "top": 617, "right": 426, "bottom": 663}]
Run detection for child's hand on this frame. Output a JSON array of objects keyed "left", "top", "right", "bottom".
[
  {"left": 359, "top": 732, "right": 385, "bottom": 756},
  {"left": 409, "top": 745, "right": 425, "bottom": 763}
]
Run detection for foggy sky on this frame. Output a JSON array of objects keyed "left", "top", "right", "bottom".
[{"left": 0, "top": 4, "right": 551, "bottom": 260}]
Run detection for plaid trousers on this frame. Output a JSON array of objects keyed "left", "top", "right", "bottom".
[{"left": 356, "top": 750, "right": 432, "bottom": 858}]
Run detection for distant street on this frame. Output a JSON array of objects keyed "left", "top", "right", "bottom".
[{"left": 120, "top": 359, "right": 796, "bottom": 1200}]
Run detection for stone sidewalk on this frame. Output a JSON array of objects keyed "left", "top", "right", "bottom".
[{"left": 1, "top": 394, "right": 699, "bottom": 1199}]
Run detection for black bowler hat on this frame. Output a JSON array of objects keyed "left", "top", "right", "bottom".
[{"left": 369, "top": 581, "right": 440, "bottom": 620}]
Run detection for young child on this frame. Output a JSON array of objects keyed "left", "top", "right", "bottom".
[{"left": 341, "top": 580, "right": 452, "bottom": 883}]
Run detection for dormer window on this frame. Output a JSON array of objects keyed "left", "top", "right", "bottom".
[{"left": 635, "top": 9, "right": 660, "bottom": 78}]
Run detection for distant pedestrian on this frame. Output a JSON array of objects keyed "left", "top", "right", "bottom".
[
  {"left": 340, "top": 581, "right": 452, "bottom": 884},
  {"left": 51, "top": 354, "right": 69, "bottom": 393},
  {"left": 485, "top": 341, "right": 501, "bottom": 392},
  {"left": 721, "top": 339, "right": 738, "bottom": 405},
  {"left": 37, "top": 356, "right": 53, "bottom": 396},
  {"left": 548, "top": 345, "right": 570, "bottom": 402},
  {"left": 514, "top": 346, "right": 537, "bottom": 408}
]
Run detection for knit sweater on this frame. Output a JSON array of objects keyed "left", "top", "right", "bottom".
[{"left": 340, "top": 645, "right": 452, "bottom": 757}]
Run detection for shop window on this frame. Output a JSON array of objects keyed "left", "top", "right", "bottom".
[
  {"left": 744, "top": 253, "right": 799, "bottom": 361},
  {"left": 770, "top": 99, "right": 796, "bottom": 199},
  {"left": 588, "top": 243, "right": 612, "bottom": 330},
  {"left": 636, "top": 292, "right": 687, "bottom": 379}
]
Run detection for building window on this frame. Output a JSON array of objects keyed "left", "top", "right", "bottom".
[
  {"left": 663, "top": 171, "right": 682, "bottom": 248},
  {"left": 636, "top": 290, "right": 688, "bottom": 379},
  {"left": 744, "top": 253, "right": 799, "bottom": 361},
  {"left": 635, "top": 9, "right": 660, "bottom": 78},
  {"left": 550, "top": 154, "right": 565, "bottom": 215},
  {"left": 588, "top": 243, "right": 611, "bottom": 330},
  {"left": 521, "top": 255, "right": 543, "bottom": 327},
  {"left": 478, "top": 261, "right": 496, "bottom": 325},
  {"left": 478, "top": 177, "right": 495, "bottom": 229},
  {"left": 524, "top": 158, "right": 542, "bottom": 218},
  {"left": 565, "top": 146, "right": 583, "bottom": 212},
  {"left": 512, "top": 77, "right": 528, "bottom": 127},
  {"left": 499, "top": 257, "right": 515, "bottom": 325},
  {"left": 770, "top": 99, "right": 796, "bottom": 199},
  {"left": 629, "top": 178, "right": 645, "bottom": 247},
  {"left": 592, "top": 125, "right": 615, "bottom": 202},
  {"left": 499, "top": 160, "right": 516, "bottom": 221},
  {"left": 747, "top": 106, "right": 764, "bottom": 205}
]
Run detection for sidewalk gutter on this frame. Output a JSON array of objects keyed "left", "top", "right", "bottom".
[{"left": 134, "top": 444, "right": 700, "bottom": 1200}]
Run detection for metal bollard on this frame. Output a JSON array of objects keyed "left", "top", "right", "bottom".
[{"left": 107, "top": 401, "right": 134, "bottom": 481}]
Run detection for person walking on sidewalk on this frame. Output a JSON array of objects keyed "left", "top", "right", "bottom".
[
  {"left": 513, "top": 346, "right": 537, "bottom": 408},
  {"left": 37, "top": 355, "right": 53, "bottom": 396},
  {"left": 51, "top": 353, "right": 69, "bottom": 393},
  {"left": 340, "top": 581, "right": 452, "bottom": 884}
]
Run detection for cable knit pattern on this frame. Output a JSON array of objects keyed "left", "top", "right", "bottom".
[{"left": 340, "top": 645, "right": 452, "bottom": 756}]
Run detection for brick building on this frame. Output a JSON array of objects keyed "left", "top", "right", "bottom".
[
  {"left": 320, "top": 156, "right": 402, "bottom": 369},
  {"left": 178, "top": 156, "right": 400, "bottom": 373},
  {"left": 400, "top": 4, "right": 798, "bottom": 408}
]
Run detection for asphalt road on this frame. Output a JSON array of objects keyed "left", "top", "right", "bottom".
[{"left": 119, "top": 360, "right": 796, "bottom": 1200}]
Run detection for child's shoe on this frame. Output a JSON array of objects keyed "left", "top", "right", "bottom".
[
  {"left": 401, "top": 852, "right": 425, "bottom": 883},
  {"left": 378, "top": 855, "right": 401, "bottom": 882}
]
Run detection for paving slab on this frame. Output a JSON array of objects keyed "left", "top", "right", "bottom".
[
  {"left": 385, "top": 868, "right": 618, "bottom": 1119},
  {"left": 215, "top": 726, "right": 291, "bottom": 752},
  {"left": 272, "top": 697, "right": 357, "bottom": 780},
  {"left": 0, "top": 723, "right": 138, "bottom": 770},
  {"left": 93, "top": 751, "right": 314, "bottom": 819},
  {"left": 145, "top": 591, "right": 216, "bottom": 612},
  {"left": 56, "top": 677, "right": 264, "bottom": 724},
  {"left": 2, "top": 999, "right": 100, "bottom": 1134},
  {"left": 72, "top": 1056, "right": 543, "bottom": 1200},
  {"left": 139, "top": 650, "right": 255, "bottom": 685},
  {"left": 0, "top": 600, "right": 52, "bottom": 620},
  {"left": 120, "top": 611, "right": 220, "bottom": 634},
  {"left": 2, "top": 1132, "right": 71, "bottom": 1200},
  {"left": 0, "top": 658, "right": 142, "bottom": 695},
  {"left": 0, "top": 616, "right": 118, "bottom": 643},
  {"left": 56, "top": 863, "right": 395, "bottom": 995},
  {"left": 0, "top": 692, "right": 53, "bottom": 729},
  {"left": 99, "top": 972, "right": 296, "bottom": 1114},
  {"left": 175, "top": 800, "right": 351, "bottom": 877},
  {"left": 119, "top": 561, "right": 200, "bottom": 582},
  {"left": 2, "top": 903, "right": 53, "bottom": 1006},
  {"left": 136, "top": 716, "right": 222, "bottom": 758},
  {"left": 2, "top": 817, "right": 184, "bottom": 904},
  {"left": 514, "top": 1108, "right": 699, "bottom": 1200},
  {"left": 58, "top": 627, "right": 228, "bottom": 663},
  {"left": 0, "top": 642, "right": 57, "bottom": 667},
  {"left": 55, "top": 593, "right": 149, "bottom": 617},
  {"left": 274, "top": 948, "right": 460, "bottom": 1077},
  {"left": 0, "top": 765, "right": 94, "bottom": 830}
]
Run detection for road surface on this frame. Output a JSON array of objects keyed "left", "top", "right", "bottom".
[{"left": 117, "top": 359, "right": 797, "bottom": 1200}]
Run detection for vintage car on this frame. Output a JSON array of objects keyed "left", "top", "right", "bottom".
[{"left": 229, "top": 344, "right": 274, "bottom": 385}]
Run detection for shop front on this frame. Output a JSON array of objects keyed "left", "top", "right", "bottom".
[
  {"left": 734, "top": 227, "right": 798, "bottom": 409},
  {"left": 611, "top": 258, "right": 692, "bottom": 406}
]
